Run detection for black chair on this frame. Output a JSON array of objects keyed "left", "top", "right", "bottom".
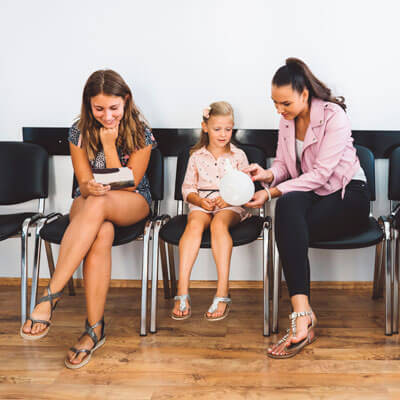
[
  {"left": 0, "top": 142, "right": 49, "bottom": 324},
  {"left": 30, "top": 147, "right": 169, "bottom": 336},
  {"left": 271, "top": 145, "right": 391, "bottom": 334},
  {"left": 151, "top": 144, "right": 273, "bottom": 336},
  {"left": 375, "top": 146, "right": 400, "bottom": 335}
]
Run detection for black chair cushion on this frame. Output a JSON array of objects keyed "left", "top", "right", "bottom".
[
  {"left": 159, "top": 215, "right": 264, "bottom": 248},
  {"left": 40, "top": 214, "right": 148, "bottom": 246},
  {"left": 310, "top": 217, "right": 383, "bottom": 250},
  {"left": 0, "top": 213, "right": 36, "bottom": 241}
]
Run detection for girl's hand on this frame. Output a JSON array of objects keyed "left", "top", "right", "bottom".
[
  {"left": 214, "top": 196, "right": 229, "bottom": 209},
  {"left": 200, "top": 198, "right": 215, "bottom": 211},
  {"left": 243, "top": 164, "right": 274, "bottom": 184},
  {"left": 99, "top": 125, "right": 119, "bottom": 149},
  {"left": 82, "top": 179, "right": 111, "bottom": 197},
  {"left": 245, "top": 190, "right": 269, "bottom": 208}
]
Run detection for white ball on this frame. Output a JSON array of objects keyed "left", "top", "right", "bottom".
[{"left": 219, "top": 169, "right": 255, "bottom": 206}]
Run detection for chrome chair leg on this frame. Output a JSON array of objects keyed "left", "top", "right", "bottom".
[
  {"left": 372, "top": 241, "right": 384, "bottom": 299},
  {"left": 140, "top": 219, "right": 153, "bottom": 336},
  {"left": 263, "top": 220, "right": 271, "bottom": 336},
  {"left": 393, "top": 228, "right": 399, "bottom": 334},
  {"left": 381, "top": 218, "right": 393, "bottom": 335},
  {"left": 20, "top": 218, "right": 31, "bottom": 324},
  {"left": 272, "top": 240, "right": 280, "bottom": 333},
  {"left": 159, "top": 238, "right": 171, "bottom": 299},
  {"left": 29, "top": 218, "right": 47, "bottom": 314},
  {"left": 150, "top": 219, "right": 162, "bottom": 333}
]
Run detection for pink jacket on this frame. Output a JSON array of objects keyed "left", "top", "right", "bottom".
[{"left": 269, "top": 98, "right": 361, "bottom": 198}]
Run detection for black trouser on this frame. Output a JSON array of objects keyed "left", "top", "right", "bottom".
[{"left": 274, "top": 180, "right": 370, "bottom": 298}]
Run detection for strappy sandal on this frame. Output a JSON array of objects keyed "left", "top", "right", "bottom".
[
  {"left": 20, "top": 285, "right": 62, "bottom": 340},
  {"left": 65, "top": 318, "right": 106, "bottom": 369},
  {"left": 267, "top": 310, "right": 317, "bottom": 359},
  {"left": 204, "top": 295, "right": 231, "bottom": 321},
  {"left": 171, "top": 294, "right": 191, "bottom": 320}
]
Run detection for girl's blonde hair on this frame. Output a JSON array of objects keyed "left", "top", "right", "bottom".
[
  {"left": 190, "top": 101, "right": 234, "bottom": 154},
  {"left": 77, "top": 69, "right": 150, "bottom": 160}
]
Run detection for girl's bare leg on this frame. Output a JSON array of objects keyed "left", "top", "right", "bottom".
[
  {"left": 22, "top": 191, "right": 149, "bottom": 334},
  {"left": 172, "top": 211, "right": 212, "bottom": 317},
  {"left": 207, "top": 210, "right": 240, "bottom": 318}
]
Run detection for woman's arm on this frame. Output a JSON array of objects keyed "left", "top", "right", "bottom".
[
  {"left": 123, "top": 144, "right": 152, "bottom": 192},
  {"left": 100, "top": 126, "right": 122, "bottom": 168},
  {"left": 70, "top": 142, "right": 110, "bottom": 198}
]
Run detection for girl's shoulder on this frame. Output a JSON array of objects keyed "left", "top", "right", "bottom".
[
  {"left": 143, "top": 127, "right": 157, "bottom": 149},
  {"left": 229, "top": 143, "right": 247, "bottom": 158},
  {"left": 68, "top": 121, "right": 81, "bottom": 147}
]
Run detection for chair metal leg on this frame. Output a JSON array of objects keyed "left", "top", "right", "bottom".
[
  {"left": 159, "top": 239, "right": 171, "bottom": 299},
  {"left": 168, "top": 243, "right": 177, "bottom": 297},
  {"left": 392, "top": 229, "right": 399, "bottom": 334},
  {"left": 381, "top": 219, "right": 393, "bottom": 336},
  {"left": 140, "top": 219, "right": 153, "bottom": 336},
  {"left": 20, "top": 218, "right": 31, "bottom": 324},
  {"left": 263, "top": 220, "right": 271, "bottom": 336},
  {"left": 30, "top": 218, "right": 47, "bottom": 314},
  {"left": 150, "top": 219, "right": 163, "bottom": 333},
  {"left": 272, "top": 240, "right": 280, "bottom": 334},
  {"left": 372, "top": 241, "right": 384, "bottom": 299}
]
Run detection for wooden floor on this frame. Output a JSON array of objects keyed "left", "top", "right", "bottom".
[{"left": 1, "top": 285, "right": 400, "bottom": 400}]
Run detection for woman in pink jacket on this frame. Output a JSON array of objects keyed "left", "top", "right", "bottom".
[{"left": 245, "top": 58, "right": 370, "bottom": 358}]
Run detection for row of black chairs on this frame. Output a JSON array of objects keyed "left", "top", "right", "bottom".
[{"left": 1, "top": 141, "right": 398, "bottom": 336}]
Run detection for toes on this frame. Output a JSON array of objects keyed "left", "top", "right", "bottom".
[{"left": 22, "top": 320, "right": 32, "bottom": 333}]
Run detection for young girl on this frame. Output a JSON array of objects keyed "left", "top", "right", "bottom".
[
  {"left": 171, "top": 101, "right": 250, "bottom": 321},
  {"left": 21, "top": 69, "right": 156, "bottom": 368}
]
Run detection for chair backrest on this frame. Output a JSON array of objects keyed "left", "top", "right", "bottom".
[
  {"left": 0, "top": 142, "right": 49, "bottom": 205},
  {"left": 388, "top": 146, "right": 400, "bottom": 201},
  {"left": 71, "top": 147, "right": 164, "bottom": 200},
  {"left": 355, "top": 144, "right": 376, "bottom": 201},
  {"left": 174, "top": 144, "right": 266, "bottom": 201}
]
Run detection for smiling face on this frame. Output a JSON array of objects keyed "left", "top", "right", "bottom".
[
  {"left": 202, "top": 115, "right": 234, "bottom": 150},
  {"left": 271, "top": 84, "right": 309, "bottom": 120},
  {"left": 90, "top": 93, "right": 126, "bottom": 128}
]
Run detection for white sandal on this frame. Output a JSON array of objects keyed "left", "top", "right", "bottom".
[
  {"left": 204, "top": 295, "right": 231, "bottom": 321},
  {"left": 171, "top": 294, "right": 191, "bottom": 320}
]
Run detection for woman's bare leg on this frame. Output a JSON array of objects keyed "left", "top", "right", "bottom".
[
  {"left": 66, "top": 221, "right": 114, "bottom": 364},
  {"left": 172, "top": 211, "right": 212, "bottom": 317},
  {"left": 22, "top": 191, "right": 149, "bottom": 334},
  {"left": 207, "top": 210, "right": 240, "bottom": 318}
]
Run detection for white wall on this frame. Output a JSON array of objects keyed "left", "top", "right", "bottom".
[{"left": 0, "top": 0, "right": 399, "bottom": 282}]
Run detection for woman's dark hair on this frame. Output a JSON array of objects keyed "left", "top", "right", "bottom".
[{"left": 272, "top": 58, "right": 346, "bottom": 111}]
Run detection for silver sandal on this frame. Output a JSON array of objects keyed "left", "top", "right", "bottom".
[
  {"left": 267, "top": 310, "right": 317, "bottom": 359},
  {"left": 171, "top": 294, "right": 191, "bottom": 320},
  {"left": 204, "top": 295, "right": 232, "bottom": 321}
]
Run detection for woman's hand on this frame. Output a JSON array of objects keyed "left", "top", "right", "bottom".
[
  {"left": 214, "top": 196, "right": 229, "bottom": 209},
  {"left": 243, "top": 164, "right": 274, "bottom": 184},
  {"left": 200, "top": 198, "right": 215, "bottom": 211},
  {"left": 100, "top": 125, "right": 119, "bottom": 149},
  {"left": 81, "top": 179, "right": 111, "bottom": 197},
  {"left": 245, "top": 190, "right": 269, "bottom": 208}
]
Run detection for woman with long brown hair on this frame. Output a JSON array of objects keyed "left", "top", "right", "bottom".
[
  {"left": 21, "top": 69, "right": 156, "bottom": 368},
  {"left": 244, "top": 58, "right": 370, "bottom": 358}
]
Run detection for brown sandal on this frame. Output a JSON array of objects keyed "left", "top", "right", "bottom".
[{"left": 267, "top": 310, "right": 317, "bottom": 359}]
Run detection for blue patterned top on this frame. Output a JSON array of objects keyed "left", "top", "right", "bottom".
[{"left": 68, "top": 123, "right": 157, "bottom": 206}]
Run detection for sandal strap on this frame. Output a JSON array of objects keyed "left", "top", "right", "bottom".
[
  {"left": 69, "top": 347, "right": 91, "bottom": 356},
  {"left": 37, "top": 286, "right": 63, "bottom": 312},
  {"left": 27, "top": 317, "right": 50, "bottom": 328},
  {"left": 79, "top": 317, "right": 105, "bottom": 347},
  {"left": 289, "top": 310, "right": 313, "bottom": 336},
  {"left": 207, "top": 296, "right": 232, "bottom": 314},
  {"left": 174, "top": 294, "right": 191, "bottom": 312}
]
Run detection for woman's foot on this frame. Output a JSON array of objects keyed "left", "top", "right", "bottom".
[
  {"left": 21, "top": 287, "right": 61, "bottom": 337},
  {"left": 66, "top": 324, "right": 103, "bottom": 366},
  {"left": 267, "top": 310, "right": 317, "bottom": 357},
  {"left": 171, "top": 293, "right": 191, "bottom": 319},
  {"left": 205, "top": 293, "right": 231, "bottom": 320}
]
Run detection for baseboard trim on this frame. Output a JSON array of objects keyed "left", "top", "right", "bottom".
[{"left": 0, "top": 277, "right": 373, "bottom": 290}]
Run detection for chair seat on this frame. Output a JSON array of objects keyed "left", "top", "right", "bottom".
[
  {"left": 40, "top": 214, "right": 148, "bottom": 246},
  {"left": 0, "top": 213, "right": 36, "bottom": 241},
  {"left": 159, "top": 215, "right": 265, "bottom": 248},
  {"left": 310, "top": 217, "right": 384, "bottom": 250}
]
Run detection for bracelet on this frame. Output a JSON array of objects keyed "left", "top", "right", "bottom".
[{"left": 264, "top": 187, "right": 272, "bottom": 202}]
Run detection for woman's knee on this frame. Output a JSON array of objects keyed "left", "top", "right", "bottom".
[
  {"left": 82, "top": 195, "right": 108, "bottom": 219},
  {"left": 210, "top": 218, "right": 229, "bottom": 234},
  {"left": 185, "top": 218, "right": 207, "bottom": 235}
]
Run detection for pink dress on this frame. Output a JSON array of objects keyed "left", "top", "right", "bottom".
[{"left": 182, "top": 144, "right": 250, "bottom": 221}]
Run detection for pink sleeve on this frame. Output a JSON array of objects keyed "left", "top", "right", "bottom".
[
  {"left": 181, "top": 155, "right": 199, "bottom": 202},
  {"left": 269, "top": 128, "right": 290, "bottom": 186},
  {"left": 276, "top": 109, "right": 351, "bottom": 194},
  {"left": 236, "top": 149, "right": 249, "bottom": 170}
]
